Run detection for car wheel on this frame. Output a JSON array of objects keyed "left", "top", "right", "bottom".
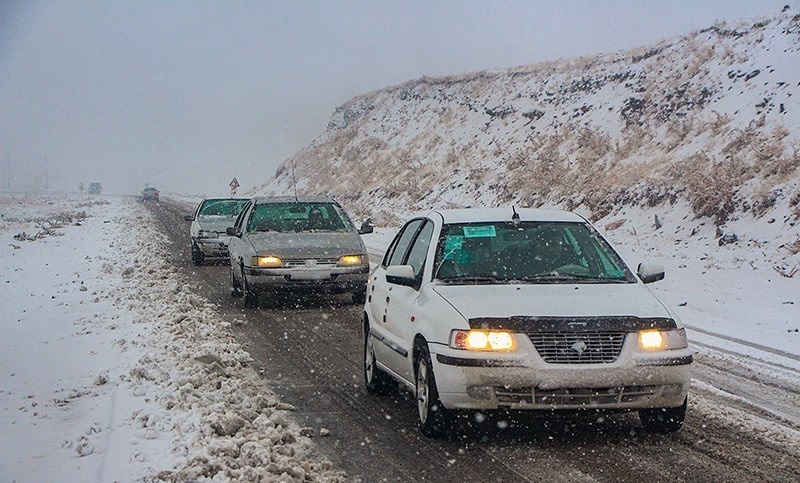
[
  {"left": 191, "top": 243, "right": 204, "bottom": 265},
  {"left": 639, "top": 397, "right": 687, "bottom": 434},
  {"left": 241, "top": 266, "right": 258, "bottom": 308},
  {"left": 352, "top": 288, "right": 367, "bottom": 305},
  {"left": 416, "top": 343, "right": 450, "bottom": 437},
  {"left": 230, "top": 265, "right": 242, "bottom": 297},
  {"left": 363, "top": 320, "right": 394, "bottom": 395}
]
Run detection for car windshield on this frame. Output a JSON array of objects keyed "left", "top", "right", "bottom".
[
  {"left": 433, "top": 221, "right": 636, "bottom": 284},
  {"left": 246, "top": 202, "right": 353, "bottom": 233},
  {"left": 199, "top": 199, "right": 249, "bottom": 217}
]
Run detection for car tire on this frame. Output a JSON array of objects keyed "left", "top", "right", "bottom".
[
  {"left": 241, "top": 266, "right": 258, "bottom": 308},
  {"left": 363, "top": 320, "right": 394, "bottom": 395},
  {"left": 352, "top": 288, "right": 367, "bottom": 305},
  {"left": 230, "top": 265, "right": 242, "bottom": 297},
  {"left": 416, "top": 343, "right": 451, "bottom": 438},
  {"left": 191, "top": 242, "right": 204, "bottom": 266},
  {"left": 639, "top": 397, "right": 687, "bottom": 434}
]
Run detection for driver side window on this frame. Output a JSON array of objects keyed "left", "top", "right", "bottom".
[
  {"left": 405, "top": 221, "right": 433, "bottom": 279},
  {"left": 233, "top": 202, "right": 252, "bottom": 233},
  {"left": 384, "top": 219, "right": 423, "bottom": 267}
]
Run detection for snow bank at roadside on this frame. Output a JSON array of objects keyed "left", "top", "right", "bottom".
[{"left": 0, "top": 194, "right": 346, "bottom": 482}]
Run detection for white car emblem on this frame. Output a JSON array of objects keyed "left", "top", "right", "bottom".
[{"left": 570, "top": 340, "right": 587, "bottom": 355}]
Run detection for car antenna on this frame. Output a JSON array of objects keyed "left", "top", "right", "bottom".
[
  {"left": 511, "top": 205, "right": 521, "bottom": 227},
  {"left": 291, "top": 158, "right": 299, "bottom": 203}
]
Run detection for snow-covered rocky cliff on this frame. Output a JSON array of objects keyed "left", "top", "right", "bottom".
[{"left": 254, "top": 8, "right": 799, "bottom": 258}]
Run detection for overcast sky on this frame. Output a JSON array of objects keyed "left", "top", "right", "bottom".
[{"left": 0, "top": 0, "right": 794, "bottom": 196}]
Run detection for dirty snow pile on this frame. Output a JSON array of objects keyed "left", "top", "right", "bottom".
[{"left": 0, "top": 194, "right": 345, "bottom": 482}]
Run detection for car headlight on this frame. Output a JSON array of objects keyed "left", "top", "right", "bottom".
[
  {"left": 338, "top": 254, "right": 364, "bottom": 266},
  {"left": 251, "top": 256, "right": 283, "bottom": 268},
  {"left": 638, "top": 328, "right": 688, "bottom": 351},
  {"left": 450, "top": 329, "right": 514, "bottom": 351},
  {"left": 198, "top": 230, "right": 218, "bottom": 238}
]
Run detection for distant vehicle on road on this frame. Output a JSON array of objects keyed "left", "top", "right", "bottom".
[
  {"left": 141, "top": 187, "right": 159, "bottom": 201},
  {"left": 184, "top": 198, "right": 249, "bottom": 265},
  {"left": 227, "top": 196, "right": 373, "bottom": 307},
  {"left": 87, "top": 182, "right": 102, "bottom": 194},
  {"left": 362, "top": 207, "right": 692, "bottom": 437}
]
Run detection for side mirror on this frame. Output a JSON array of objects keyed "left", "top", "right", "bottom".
[
  {"left": 184, "top": 214, "right": 194, "bottom": 221},
  {"left": 385, "top": 265, "right": 417, "bottom": 288},
  {"left": 358, "top": 218, "right": 374, "bottom": 235},
  {"left": 226, "top": 227, "right": 240, "bottom": 237},
  {"left": 637, "top": 262, "right": 665, "bottom": 284}
]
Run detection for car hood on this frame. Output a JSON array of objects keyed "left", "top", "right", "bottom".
[
  {"left": 432, "top": 283, "right": 671, "bottom": 321},
  {"left": 247, "top": 231, "right": 366, "bottom": 258},
  {"left": 197, "top": 216, "right": 236, "bottom": 233}
]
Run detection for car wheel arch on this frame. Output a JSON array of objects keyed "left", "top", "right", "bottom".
[{"left": 412, "top": 334, "right": 428, "bottom": 375}]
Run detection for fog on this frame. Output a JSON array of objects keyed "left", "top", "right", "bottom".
[{"left": 0, "top": 0, "right": 792, "bottom": 197}]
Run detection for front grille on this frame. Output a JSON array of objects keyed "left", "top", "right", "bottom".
[
  {"left": 283, "top": 257, "right": 339, "bottom": 267},
  {"left": 495, "top": 385, "right": 658, "bottom": 406},
  {"left": 528, "top": 331, "right": 626, "bottom": 364}
]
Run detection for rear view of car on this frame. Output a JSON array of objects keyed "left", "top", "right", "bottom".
[
  {"left": 141, "top": 187, "right": 159, "bottom": 201},
  {"left": 185, "top": 198, "right": 249, "bottom": 265},
  {"left": 227, "top": 197, "right": 371, "bottom": 307}
]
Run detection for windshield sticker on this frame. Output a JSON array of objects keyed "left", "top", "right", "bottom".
[
  {"left": 463, "top": 225, "right": 496, "bottom": 238},
  {"left": 443, "top": 236, "right": 463, "bottom": 259}
]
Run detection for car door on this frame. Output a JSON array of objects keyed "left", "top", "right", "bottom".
[
  {"left": 370, "top": 219, "right": 424, "bottom": 374},
  {"left": 384, "top": 219, "right": 435, "bottom": 382},
  {"left": 228, "top": 201, "right": 253, "bottom": 280}
]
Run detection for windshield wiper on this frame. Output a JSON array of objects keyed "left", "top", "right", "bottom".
[
  {"left": 437, "top": 274, "right": 509, "bottom": 284},
  {"left": 514, "top": 273, "right": 630, "bottom": 283}
]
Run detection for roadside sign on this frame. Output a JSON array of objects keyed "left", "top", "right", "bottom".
[{"left": 229, "top": 177, "right": 240, "bottom": 196}]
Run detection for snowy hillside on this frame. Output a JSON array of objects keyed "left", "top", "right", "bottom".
[{"left": 255, "top": 8, "right": 800, "bottom": 253}]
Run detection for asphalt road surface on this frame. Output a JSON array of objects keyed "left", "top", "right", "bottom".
[{"left": 149, "top": 198, "right": 800, "bottom": 483}]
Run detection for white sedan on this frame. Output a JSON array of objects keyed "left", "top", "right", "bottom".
[{"left": 362, "top": 207, "right": 692, "bottom": 437}]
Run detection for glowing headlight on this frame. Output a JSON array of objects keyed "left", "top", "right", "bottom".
[
  {"left": 450, "top": 330, "right": 514, "bottom": 351},
  {"left": 251, "top": 256, "right": 283, "bottom": 268},
  {"left": 338, "top": 255, "right": 364, "bottom": 266},
  {"left": 638, "top": 328, "right": 688, "bottom": 351}
]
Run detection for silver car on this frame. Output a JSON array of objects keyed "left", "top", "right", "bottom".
[
  {"left": 227, "top": 196, "right": 372, "bottom": 307},
  {"left": 184, "top": 198, "right": 250, "bottom": 265}
]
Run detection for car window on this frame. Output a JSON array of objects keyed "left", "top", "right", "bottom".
[
  {"left": 384, "top": 219, "right": 423, "bottom": 267},
  {"left": 434, "top": 221, "right": 636, "bottom": 283},
  {"left": 199, "top": 199, "right": 249, "bottom": 217},
  {"left": 246, "top": 202, "right": 352, "bottom": 233},
  {"left": 233, "top": 201, "right": 252, "bottom": 232},
  {"left": 404, "top": 220, "right": 434, "bottom": 279}
]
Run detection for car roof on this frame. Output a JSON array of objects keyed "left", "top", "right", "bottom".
[
  {"left": 424, "top": 207, "right": 587, "bottom": 224},
  {"left": 202, "top": 197, "right": 247, "bottom": 202},
  {"left": 251, "top": 196, "right": 338, "bottom": 204}
]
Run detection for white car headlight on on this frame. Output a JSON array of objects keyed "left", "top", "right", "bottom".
[
  {"left": 450, "top": 329, "right": 514, "bottom": 351},
  {"left": 251, "top": 256, "right": 283, "bottom": 268},
  {"left": 638, "top": 328, "right": 688, "bottom": 351},
  {"left": 337, "top": 255, "right": 364, "bottom": 266}
]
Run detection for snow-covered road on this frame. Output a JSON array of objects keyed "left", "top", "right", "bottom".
[
  {"left": 0, "top": 194, "right": 345, "bottom": 482},
  {"left": 1, "top": 193, "right": 798, "bottom": 482}
]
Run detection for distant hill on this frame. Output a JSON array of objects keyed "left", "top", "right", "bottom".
[{"left": 254, "top": 7, "right": 800, "bottom": 229}]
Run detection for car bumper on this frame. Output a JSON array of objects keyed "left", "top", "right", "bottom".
[
  {"left": 244, "top": 265, "right": 369, "bottom": 293},
  {"left": 429, "top": 344, "right": 692, "bottom": 411},
  {"left": 194, "top": 237, "right": 230, "bottom": 258}
]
